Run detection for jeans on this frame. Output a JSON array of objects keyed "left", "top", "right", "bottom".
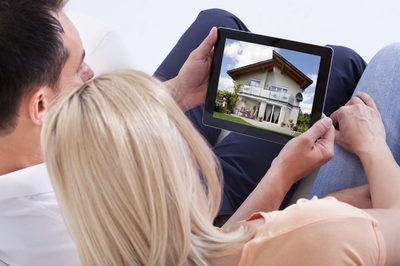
[
  {"left": 154, "top": 9, "right": 367, "bottom": 216},
  {"left": 309, "top": 43, "right": 400, "bottom": 197}
]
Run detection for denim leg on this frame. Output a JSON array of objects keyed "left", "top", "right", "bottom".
[
  {"left": 309, "top": 43, "right": 400, "bottom": 197},
  {"left": 154, "top": 9, "right": 249, "bottom": 82}
]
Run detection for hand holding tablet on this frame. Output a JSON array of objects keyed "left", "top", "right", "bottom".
[{"left": 204, "top": 28, "right": 333, "bottom": 144}]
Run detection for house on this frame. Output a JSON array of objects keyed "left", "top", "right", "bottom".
[{"left": 227, "top": 50, "right": 313, "bottom": 130}]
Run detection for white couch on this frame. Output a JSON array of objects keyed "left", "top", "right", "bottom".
[{"left": 67, "top": 12, "right": 135, "bottom": 76}]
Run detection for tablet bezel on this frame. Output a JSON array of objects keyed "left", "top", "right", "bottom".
[{"left": 203, "top": 27, "right": 333, "bottom": 144}]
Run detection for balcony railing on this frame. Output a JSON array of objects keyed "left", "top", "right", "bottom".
[
  {"left": 240, "top": 85, "right": 261, "bottom": 96},
  {"left": 239, "top": 85, "right": 292, "bottom": 103}
]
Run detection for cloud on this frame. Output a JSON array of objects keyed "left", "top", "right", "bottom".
[
  {"left": 300, "top": 74, "right": 318, "bottom": 113},
  {"left": 218, "top": 76, "right": 235, "bottom": 92},
  {"left": 301, "top": 73, "right": 318, "bottom": 103},
  {"left": 302, "top": 90, "right": 314, "bottom": 104},
  {"left": 308, "top": 74, "right": 318, "bottom": 89},
  {"left": 224, "top": 41, "right": 274, "bottom": 69},
  {"left": 224, "top": 41, "right": 243, "bottom": 58},
  {"left": 300, "top": 102, "right": 313, "bottom": 114},
  {"left": 303, "top": 73, "right": 317, "bottom": 93}
]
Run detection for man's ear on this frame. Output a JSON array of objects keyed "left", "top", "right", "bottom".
[{"left": 28, "top": 87, "right": 53, "bottom": 126}]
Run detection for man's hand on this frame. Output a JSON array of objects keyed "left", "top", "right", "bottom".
[
  {"left": 330, "top": 91, "right": 386, "bottom": 158},
  {"left": 165, "top": 27, "right": 218, "bottom": 111},
  {"left": 271, "top": 116, "right": 335, "bottom": 187}
]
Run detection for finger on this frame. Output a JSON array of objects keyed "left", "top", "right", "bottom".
[
  {"left": 329, "top": 107, "right": 344, "bottom": 126},
  {"left": 191, "top": 27, "right": 218, "bottom": 59},
  {"left": 355, "top": 91, "right": 378, "bottom": 110},
  {"left": 317, "top": 119, "right": 335, "bottom": 147},
  {"left": 312, "top": 121, "right": 335, "bottom": 163},
  {"left": 330, "top": 109, "right": 338, "bottom": 122},
  {"left": 304, "top": 117, "right": 333, "bottom": 141},
  {"left": 345, "top": 96, "right": 364, "bottom": 106},
  {"left": 330, "top": 105, "right": 351, "bottom": 125}
]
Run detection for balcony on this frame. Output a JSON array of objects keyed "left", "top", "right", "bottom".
[
  {"left": 239, "top": 85, "right": 292, "bottom": 103},
  {"left": 240, "top": 85, "right": 261, "bottom": 96}
]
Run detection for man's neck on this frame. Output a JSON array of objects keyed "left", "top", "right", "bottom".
[{"left": 0, "top": 130, "right": 43, "bottom": 176}]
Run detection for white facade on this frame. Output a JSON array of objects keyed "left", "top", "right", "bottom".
[{"left": 229, "top": 51, "right": 312, "bottom": 130}]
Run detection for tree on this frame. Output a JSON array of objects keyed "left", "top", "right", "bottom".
[
  {"left": 294, "top": 112, "right": 311, "bottom": 133},
  {"left": 214, "top": 84, "right": 242, "bottom": 114}
]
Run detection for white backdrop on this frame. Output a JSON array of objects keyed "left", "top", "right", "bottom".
[{"left": 65, "top": 0, "right": 400, "bottom": 75}]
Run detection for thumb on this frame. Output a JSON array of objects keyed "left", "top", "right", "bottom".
[
  {"left": 304, "top": 117, "right": 333, "bottom": 141},
  {"left": 192, "top": 27, "right": 218, "bottom": 58}
]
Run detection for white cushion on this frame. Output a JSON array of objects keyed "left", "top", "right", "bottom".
[{"left": 66, "top": 12, "right": 134, "bottom": 75}]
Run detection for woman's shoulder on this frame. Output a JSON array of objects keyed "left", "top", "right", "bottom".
[
  {"left": 239, "top": 197, "right": 385, "bottom": 265},
  {"left": 265, "top": 197, "right": 374, "bottom": 225}
]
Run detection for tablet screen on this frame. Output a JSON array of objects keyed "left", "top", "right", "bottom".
[{"left": 204, "top": 28, "right": 333, "bottom": 144}]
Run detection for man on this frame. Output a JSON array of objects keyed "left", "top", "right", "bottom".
[
  {"left": 0, "top": 1, "right": 93, "bottom": 264},
  {"left": 0, "top": 2, "right": 366, "bottom": 265}
]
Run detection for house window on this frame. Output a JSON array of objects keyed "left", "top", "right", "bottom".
[
  {"left": 270, "top": 85, "right": 288, "bottom": 94},
  {"left": 249, "top": 79, "right": 261, "bottom": 87},
  {"left": 264, "top": 103, "right": 282, "bottom": 124}
]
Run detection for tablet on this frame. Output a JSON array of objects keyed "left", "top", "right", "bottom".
[{"left": 203, "top": 27, "right": 333, "bottom": 144}]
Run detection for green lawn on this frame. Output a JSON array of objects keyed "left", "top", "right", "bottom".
[
  {"left": 214, "top": 112, "right": 303, "bottom": 137},
  {"left": 213, "top": 112, "right": 253, "bottom": 126}
]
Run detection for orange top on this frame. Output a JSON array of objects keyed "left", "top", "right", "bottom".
[{"left": 239, "top": 197, "right": 386, "bottom": 266}]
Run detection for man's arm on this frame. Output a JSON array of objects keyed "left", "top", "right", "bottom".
[{"left": 164, "top": 27, "right": 217, "bottom": 111}]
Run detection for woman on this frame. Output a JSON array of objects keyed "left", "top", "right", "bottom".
[{"left": 42, "top": 46, "right": 400, "bottom": 265}]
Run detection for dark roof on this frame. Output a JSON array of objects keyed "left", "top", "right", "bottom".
[{"left": 227, "top": 50, "right": 313, "bottom": 90}]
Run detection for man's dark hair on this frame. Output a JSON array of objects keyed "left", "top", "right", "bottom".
[{"left": 0, "top": 0, "right": 68, "bottom": 134}]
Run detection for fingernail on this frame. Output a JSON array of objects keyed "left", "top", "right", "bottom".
[{"left": 321, "top": 117, "right": 332, "bottom": 128}]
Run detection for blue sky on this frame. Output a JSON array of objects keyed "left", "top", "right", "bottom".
[{"left": 218, "top": 39, "right": 321, "bottom": 113}]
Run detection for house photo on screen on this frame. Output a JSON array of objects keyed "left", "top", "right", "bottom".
[{"left": 214, "top": 39, "right": 321, "bottom": 136}]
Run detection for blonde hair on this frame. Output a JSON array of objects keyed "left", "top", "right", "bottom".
[{"left": 42, "top": 70, "right": 252, "bottom": 265}]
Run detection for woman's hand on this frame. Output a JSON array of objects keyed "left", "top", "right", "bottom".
[
  {"left": 271, "top": 116, "right": 335, "bottom": 186},
  {"left": 223, "top": 117, "right": 334, "bottom": 228},
  {"left": 330, "top": 91, "right": 386, "bottom": 157},
  {"left": 165, "top": 27, "right": 218, "bottom": 111}
]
